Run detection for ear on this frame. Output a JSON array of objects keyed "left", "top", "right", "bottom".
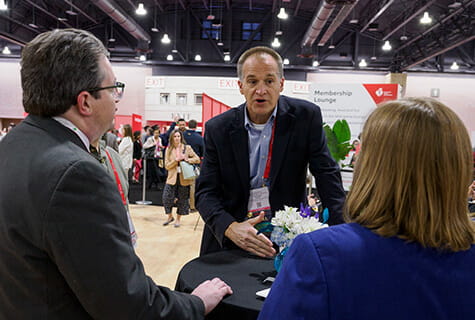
[
  {"left": 238, "top": 80, "right": 244, "bottom": 95},
  {"left": 279, "top": 77, "right": 285, "bottom": 93},
  {"left": 76, "top": 91, "right": 94, "bottom": 116}
]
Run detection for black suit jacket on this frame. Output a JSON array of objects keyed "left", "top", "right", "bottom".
[
  {"left": 196, "top": 95, "right": 345, "bottom": 255},
  {"left": 0, "top": 115, "right": 204, "bottom": 319}
]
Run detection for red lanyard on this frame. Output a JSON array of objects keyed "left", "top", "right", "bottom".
[
  {"left": 263, "top": 119, "right": 276, "bottom": 180},
  {"left": 105, "top": 150, "right": 127, "bottom": 206}
]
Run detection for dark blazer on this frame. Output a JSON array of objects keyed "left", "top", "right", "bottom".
[
  {"left": 184, "top": 130, "right": 204, "bottom": 158},
  {"left": 0, "top": 115, "right": 204, "bottom": 319},
  {"left": 259, "top": 223, "right": 475, "bottom": 319},
  {"left": 196, "top": 95, "right": 345, "bottom": 255}
]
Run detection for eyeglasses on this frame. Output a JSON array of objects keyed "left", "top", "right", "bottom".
[{"left": 86, "top": 81, "right": 125, "bottom": 101}]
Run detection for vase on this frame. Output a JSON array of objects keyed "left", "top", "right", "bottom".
[{"left": 273, "top": 246, "right": 290, "bottom": 272}]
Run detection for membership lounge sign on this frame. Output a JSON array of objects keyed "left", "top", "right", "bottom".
[{"left": 310, "top": 83, "right": 399, "bottom": 139}]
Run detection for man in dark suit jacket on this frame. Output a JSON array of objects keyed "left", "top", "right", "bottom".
[
  {"left": 0, "top": 28, "right": 230, "bottom": 319},
  {"left": 184, "top": 119, "right": 204, "bottom": 158},
  {"left": 196, "top": 46, "right": 345, "bottom": 257}
]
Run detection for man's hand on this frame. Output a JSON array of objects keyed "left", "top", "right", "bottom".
[
  {"left": 224, "top": 212, "right": 276, "bottom": 258},
  {"left": 191, "top": 277, "right": 233, "bottom": 315}
]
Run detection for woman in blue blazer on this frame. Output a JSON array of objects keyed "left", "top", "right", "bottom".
[{"left": 259, "top": 97, "right": 475, "bottom": 320}]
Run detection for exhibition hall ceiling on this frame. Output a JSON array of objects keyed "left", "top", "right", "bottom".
[{"left": 0, "top": 0, "right": 473, "bottom": 73}]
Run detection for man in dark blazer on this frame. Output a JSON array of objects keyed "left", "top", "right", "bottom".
[
  {"left": 196, "top": 46, "right": 345, "bottom": 257},
  {"left": 0, "top": 28, "right": 231, "bottom": 319}
]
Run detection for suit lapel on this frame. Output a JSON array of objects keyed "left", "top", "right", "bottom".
[
  {"left": 229, "top": 104, "right": 250, "bottom": 191},
  {"left": 270, "top": 97, "right": 295, "bottom": 189}
]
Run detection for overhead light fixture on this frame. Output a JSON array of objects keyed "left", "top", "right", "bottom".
[
  {"left": 359, "top": 59, "right": 367, "bottom": 67},
  {"left": 57, "top": 17, "right": 68, "bottom": 21},
  {"left": 382, "top": 40, "right": 392, "bottom": 51},
  {"left": 136, "top": 3, "right": 147, "bottom": 15},
  {"left": 277, "top": 8, "right": 288, "bottom": 20},
  {"left": 2, "top": 46, "right": 11, "bottom": 54},
  {"left": 172, "top": 48, "right": 178, "bottom": 53},
  {"left": 312, "top": 60, "right": 319, "bottom": 67},
  {"left": 194, "top": 54, "right": 201, "bottom": 61},
  {"left": 108, "top": 37, "right": 116, "bottom": 42},
  {"left": 0, "top": 0, "right": 8, "bottom": 10},
  {"left": 167, "top": 54, "right": 173, "bottom": 61},
  {"left": 271, "top": 37, "right": 281, "bottom": 48},
  {"left": 161, "top": 33, "right": 171, "bottom": 44},
  {"left": 139, "top": 54, "right": 146, "bottom": 61},
  {"left": 217, "top": 41, "right": 224, "bottom": 46},
  {"left": 450, "top": 61, "right": 459, "bottom": 70},
  {"left": 28, "top": 23, "right": 39, "bottom": 29},
  {"left": 400, "top": 35, "right": 408, "bottom": 41},
  {"left": 66, "top": 9, "right": 77, "bottom": 15},
  {"left": 349, "top": 18, "right": 358, "bottom": 24},
  {"left": 420, "top": 12, "right": 432, "bottom": 24},
  {"left": 151, "top": 27, "right": 159, "bottom": 32},
  {"left": 224, "top": 54, "right": 230, "bottom": 62},
  {"left": 371, "top": 55, "right": 377, "bottom": 61},
  {"left": 275, "top": 30, "right": 283, "bottom": 36},
  {"left": 448, "top": 1, "right": 462, "bottom": 9},
  {"left": 328, "top": 44, "right": 335, "bottom": 49},
  {"left": 283, "top": 58, "right": 290, "bottom": 65}
]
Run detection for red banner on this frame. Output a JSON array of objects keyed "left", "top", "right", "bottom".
[{"left": 362, "top": 84, "right": 399, "bottom": 105}]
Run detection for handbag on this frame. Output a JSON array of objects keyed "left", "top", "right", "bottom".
[{"left": 180, "top": 161, "right": 199, "bottom": 180}]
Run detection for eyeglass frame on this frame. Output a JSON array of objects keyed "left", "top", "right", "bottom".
[{"left": 84, "top": 81, "right": 125, "bottom": 101}]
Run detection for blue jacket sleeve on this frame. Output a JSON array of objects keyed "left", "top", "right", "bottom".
[{"left": 258, "top": 233, "right": 329, "bottom": 320}]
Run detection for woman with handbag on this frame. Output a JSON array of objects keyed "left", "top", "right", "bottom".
[{"left": 162, "top": 129, "right": 200, "bottom": 227}]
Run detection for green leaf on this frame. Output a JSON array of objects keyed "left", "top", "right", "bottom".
[{"left": 333, "top": 119, "right": 351, "bottom": 143}]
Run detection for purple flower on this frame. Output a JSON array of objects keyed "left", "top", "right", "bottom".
[{"left": 299, "top": 203, "right": 312, "bottom": 218}]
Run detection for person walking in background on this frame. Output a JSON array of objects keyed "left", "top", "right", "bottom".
[
  {"left": 163, "top": 129, "right": 200, "bottom": 227},
  {"left": 0, "top": 28, "right": 231, "bottom": 319},
  {"left": 184, "top": 119, "right": 204, "bottom": 212},
  {"left": 118, "top": 124, "right": 133, "bottom": 176},
  {"left": 196, "top": 46, "right": 345, "bottom": 257},
  {"left": 259, "top": 97, "right": 475, "bottom": 320},
  {"left": 143, "top": 127, "right": 163, "bottom": 189},
  {"left": 132, "top": 130, "right": 142, "bottom": 183}
]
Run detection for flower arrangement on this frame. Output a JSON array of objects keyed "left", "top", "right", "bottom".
[{"left": 256, "top": 203, "right": 329, "bottom": 272}]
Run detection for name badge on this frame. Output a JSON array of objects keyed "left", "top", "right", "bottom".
[{"left": 247, "top": 186, "right": 271, "bottom": 219}]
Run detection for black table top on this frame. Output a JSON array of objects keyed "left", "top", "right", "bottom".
[{"left": 175, "top": 249, "right": 276, "bottom": 320}]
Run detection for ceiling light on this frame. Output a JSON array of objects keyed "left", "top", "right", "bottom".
[
  {"left": 420, "top": 12, "right": 432, "bottom": 24},
  {"left": 167, "top": 54, "right": 173, "bottom": 61},
  {"left": 151, "top": 27, "right": 159, "bottom": 32},
  {"left": 207, "top": 14, "right": 215, "bottom": 20},
  {"left": 194, "top": 54, "right": 201, "bottom": 61},
  {"left": 136, "top": 3, "right": 147, "bottom": 15},
  {"left": 224, "top": 54, "right": 230, "bottom": 62},
  {"left": 2, "top": 46, "right": 11, "bottom": 54},
  {"left": 277, "top": 8, "right": 288, "bottom": 20},
  {"left": 283, "top": 58, "right": 290, "bottom": 65},
  {"left": 359, "top": 59, "right": 367, "bottom": 67},
  {"left": 65, "top": 9, "right": 77, "bottom": 16},
  {"left": 450, "top": 61, "right": 459, "bottom": 70},
  {"left": 108, "top": 37, "right": 116, "bottom": 42},
  {"left": 275, "top": 30, "right": 283, "bottom": 36},
  {"left": 371, "top": 56, "right": 377, "bottom": 61},
  {"left": 57, "top": 17, "right": 68, "bottom": 21},
  {"left": 161, "top": 33, "right": 171, "bottom": 44},
  {"left": 400, "top": 35, "right": 408, "bottom": 41},
  {"left": 349, "top": 19, "right": 358, "bottom": 24},
  {"left": 139, "top": 54, "right": 146, "bottom": 61},
  {"left": 271, "top": 37, "right": 281, "bottom": 48},
  {"left": 28, "top": 23, "right": 39, "bottom": 29},
  {"left": 312, "top": 60, "right": 319, "bottom": 67},
  {"left": 217, "top": 41, "right": 224, "bottom": 46},
  {"left": 328, "top": 44, "right": 335, "bottom": 49},
  {"left": 382, "top": 40, "right": 392, "bottom": 51},
  {"left": 172, "top": 48, "right": 178, "bottom": 53},
  {"left": 448, "top": 2, "right": 462, "bottom": 9},
  {"left": 0, "top": 0, "right": 8, "bottom": 10}
]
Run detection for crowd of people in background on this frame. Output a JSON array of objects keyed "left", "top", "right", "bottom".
[{"left": 102, "top": 116, "right": 205, "bottom": 227}]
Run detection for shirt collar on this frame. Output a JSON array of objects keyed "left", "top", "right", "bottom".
[
  {"left": 52, "top": 116, "right": 90, "bottom": 150},
  {"left": 244, "top": 103, "right": 278, "bottom": 129}
]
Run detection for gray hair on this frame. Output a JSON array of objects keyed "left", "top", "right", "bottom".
[{"left": 237, "top": 46, "right": 283, "bottom": 80}]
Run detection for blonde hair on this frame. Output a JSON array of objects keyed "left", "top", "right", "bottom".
[{"left": 346, "top": 97, "right": 474, "bottom": 251}]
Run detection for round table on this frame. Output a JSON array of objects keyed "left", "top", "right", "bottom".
[{"left": 175, "top": 249, "right": 276, "bottom": 320}]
